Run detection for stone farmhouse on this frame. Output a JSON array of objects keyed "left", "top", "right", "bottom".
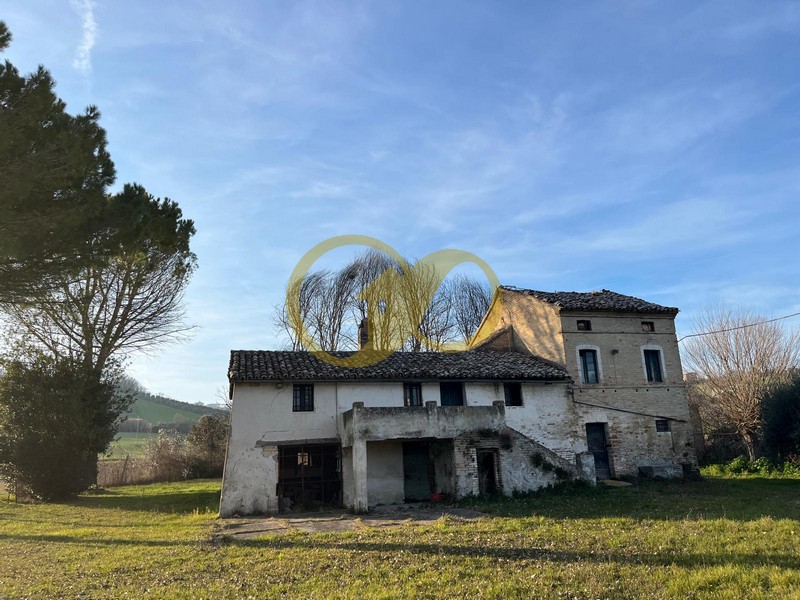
[{"left": 219, "top": 286, "right": 697, "bottom": 516}]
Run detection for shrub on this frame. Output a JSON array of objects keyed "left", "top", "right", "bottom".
[
  {"left": 703, "top": 456, "right": 800, "bottom": 479},
  {"left": 726, "top": 455, "right": 750, "bottom": 474},
  {"left": 152, "top": 419, "right": 192, "bottom": 434},
  {"left": 144, "top": 431, "right": 190, "bottom": 482},
  {"left": 0, "top": 355, "right": 130, "bottom": 500},
  {"left": 186, "top": 414, "right": 229, "bottom": 477},
  {"left": 762, "top": 377, "right": 800, "bottom": 462}
]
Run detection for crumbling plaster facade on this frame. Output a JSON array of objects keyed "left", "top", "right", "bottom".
[
  {"left": 220, "top": 379, "right": 581, "bottom": 516},
  {"left": 220, "top": 287, "right": 697, "bottom": 517}
]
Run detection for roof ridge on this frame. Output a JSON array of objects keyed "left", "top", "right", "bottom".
[{"left": 500, "top": 285, "right": 678, "bottom": 314}]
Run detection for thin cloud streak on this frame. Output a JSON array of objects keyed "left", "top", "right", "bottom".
[{"left": 70, "top": 0, "right": 96, "bottom": 75}]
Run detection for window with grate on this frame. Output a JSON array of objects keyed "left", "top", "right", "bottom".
[
  {"left": 655, "top": 419, "right": 670, "bottom": 433},
  {"left": 403, "top": 382, "right": 423, "bottom": 407},
  {"left": 293, "top": 384, "right": 314, "bottom": 412}
]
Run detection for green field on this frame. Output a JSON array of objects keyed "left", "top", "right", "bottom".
[
  {"left": 126, "top": 396, "right": 219, "bottom": 425},
  {"left": 103, "top": 431, "right": 157, "bottom": 459},
  {"left": 1, "top": 476, "right": 799, "bottom": 598}
]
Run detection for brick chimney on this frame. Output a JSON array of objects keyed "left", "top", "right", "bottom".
[{"left": 358, "top": 318, "right": 370, "bottom": 349}]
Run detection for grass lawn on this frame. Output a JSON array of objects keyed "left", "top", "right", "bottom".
[
  {"left": 1, "top": 477, "right": 799, "bottom": 599},
  {"left": 102, "top": 431, "right": 158, "bottom": 460}
]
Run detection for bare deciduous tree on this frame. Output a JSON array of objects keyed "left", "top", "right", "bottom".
[
  {"left": 683, "top": 306, "right": 800, "bottom": 460},
  {"left": 277, "top": 269, "right": 357, "bottom": 352},
  {"left": 448, "top": 275, "right": 492, "bottom": 343},
  {"left": 274, "top": 250, "right": 492, "bottom": 353}
]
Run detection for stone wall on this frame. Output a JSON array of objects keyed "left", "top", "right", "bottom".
[{"left": 470, "top": 288, "right": 698, "bottom": 476}]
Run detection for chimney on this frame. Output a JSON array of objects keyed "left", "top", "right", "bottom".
[{"left": 358, "top": 318, "right": 370, "bottom": 350}]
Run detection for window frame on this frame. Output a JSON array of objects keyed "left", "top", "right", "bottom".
[
  {"left": 503, "top": 382, "right": 523, "bottom": 407},
  {"left": 403, "top": 382, "right": 423, "bottom": 407},
  {"left": 292, "top": 383, "right": 315, "bottom": 412},
  {"left": 576, "top": 345, "right": 602, "bottom": 384},
  {"left": 655, "top": 419, "right": 670, "bottom": 433},
  {"left": 641, "top": 345, "right": 666, "bottom": 383},
  {"left": 641, "top": 321, "right": 655, "bottom": 332},
  {"left": 577, "top": 319, "right": 592, "bottom": 331},
  {"left": 439, "top": 381, "right": 465, "bottom": 406}
]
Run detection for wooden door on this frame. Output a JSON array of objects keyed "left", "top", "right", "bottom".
[{"left": 585, "top": 423, "right": 611, "bottom": 479}]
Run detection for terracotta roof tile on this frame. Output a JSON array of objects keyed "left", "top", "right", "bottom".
[
  {"left": 229, "top": 349, "right": 569, "bottom": 382},
  {"left": 502, "top": 286, "right": 678, "bottom": 314}
]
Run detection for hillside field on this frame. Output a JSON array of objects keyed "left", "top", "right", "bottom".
[
  {"left": 1, "top": 476, "right": 799, "bottom": 598},
  {"left": 125, "top": 395, "right": 223, "bottom": 425},
  {"left": 103, "top": 431, "right": 157, "bottom": 459}
]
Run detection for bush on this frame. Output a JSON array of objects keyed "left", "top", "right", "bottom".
[
  {"left": 726, "top": 455, "right": 751, "bottom": 474},
  {"left": 762, "top": 377, "right": 800, "bottom": 462},
  {"left": 144, "top": 431, "right": 190, "bottom": 482},
  {"left": 152, "top": 419, "right": 192, "bottom": 434},
  {"left": 700, "top": 432, "right": 747, "bottom": 464},
  {"left": 186, "top": 415, "right": 229, "bottom": 477},
  {"left": 703, "top": 456, "right": 800, "bottom": 478},
  {"left": 142, "top": 416, "right": 230, "bottom": 483},
  {"left": 0, "top": 355, "right": 130, "bottom": 499}
]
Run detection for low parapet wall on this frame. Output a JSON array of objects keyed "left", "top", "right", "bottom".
[{"left": 342, "top": 401, "right": 506, "bottom": 447}]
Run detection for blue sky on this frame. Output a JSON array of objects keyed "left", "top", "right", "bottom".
[{"left": 3, "top": 1, "right": 800, "bottom": 403}]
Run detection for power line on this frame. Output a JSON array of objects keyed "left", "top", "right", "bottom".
[{"left": 677, "top": 311, "right": 800, "bottom": 343}]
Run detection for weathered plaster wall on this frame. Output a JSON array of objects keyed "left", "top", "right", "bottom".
[
  {"left": 453, "top": 428, "right": 569, "bottom": 498},
  {"left": 220, "top": 442, "right": 278, "bottom": 517},
  {"left": 342, "top": 403, "right": 506, "bottom": 446},
  {"left": 219, "top": 382, "right": 337, "bottom": 516},
  {"left": 227, "top": 382, "right": 340, "bottom": 444},
  {"left": 504, "top": 384, "right": 583, "bottom": 459},
  {"left": 366, "top": 441, "right": 404, "bottom": 505},
  {"left": 453, "top": 441, "right": 478, "bottom": 497},
  {"left": 341, "top": 446, "right": 354, "bottom": 508},
  {"left": 432, "top": 441, "right": 455, "bottom": 494}
]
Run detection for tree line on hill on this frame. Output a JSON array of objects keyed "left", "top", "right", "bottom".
[{"left": 0, "top": 22, "right": 196, "bottom": 500}]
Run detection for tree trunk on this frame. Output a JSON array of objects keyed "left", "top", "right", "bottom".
[{"left": 741, "top": 430, "right": 761, "bottom": 461}]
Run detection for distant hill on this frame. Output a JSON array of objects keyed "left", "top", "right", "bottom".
[{"left": 125, "top": 391, "right": 227, "bottom": 426}]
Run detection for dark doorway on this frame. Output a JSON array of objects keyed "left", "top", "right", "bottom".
[
  {"left": 585, "top": 423, "right": 611, "bottom": 479},
  {"left": 278, "top": 444, "right": 341, "bottom": 511},
  {"left": 477, "top": 450, "right": 498, "bottom": 495},
  {"left": 440, "top": 382, "right": 464, "bottom": 406},
  {"left": 403, "top": 442, "right": 433, "bottom": 501}
]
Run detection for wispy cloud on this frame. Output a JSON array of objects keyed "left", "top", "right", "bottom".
[
  {"left": 70, "top": 0, "right": 96, "bottom": 75},
  {"left": 720, "top": 5, "right": 800, "bottom": 41},
  {"left": 11, "top": 0, "right": 795, "bottom": 403}
]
